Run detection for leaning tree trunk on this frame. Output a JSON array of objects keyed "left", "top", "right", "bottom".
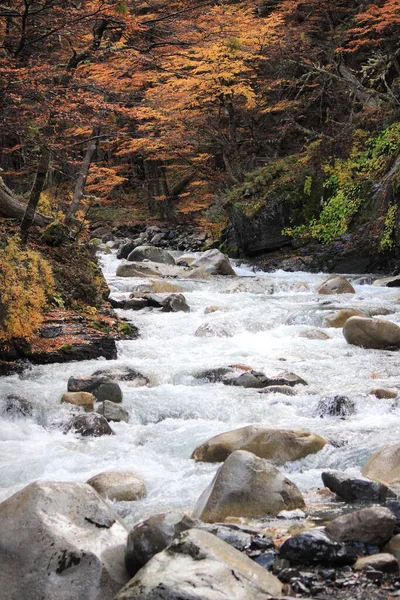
[
  {"left": 20, "top": 148, "right": 51, "bottom": 243},
  {"left": 64, "top": 127, "right": 100, "bottom": 227},
  {"left": 0, "top": 177, "right": 52, "bottom": 227}
]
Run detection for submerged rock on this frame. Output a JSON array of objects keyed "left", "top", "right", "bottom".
[
  {"left": 116, "top": 528, "right": 282, "bottom": 600},
  {"left": 343, "top": 316, "right": 400, "bottom": 350},
  {"left": 362, "top": 443, "right": 400, "bottom": 485},
  {"left": 87, "top": 471, "right": 146, "bottom": 502},
  {"left": 279, "top": 529, "right": 357, "bottom": 566},
  {"left": 0, "top": 481, "right": 129, "bottom": 600},
  {"left": 298, "top": 329, "right": 330, "bottom": 340},
  {"left": 191, "top": 249, "right": 236, "bottom": 276},
  {"left": 321, "top": 470, "right": 393, "bottom": 503},
  {"left": 325, "top": 507, "right": 396, "bottom": 546},
  {"left": 317, "top": 275, "right": 356, "bottom": 295},
  {"left": 191, "top": 425, "right": 327, "bottom": 464},
  {"left": 192, "top": 449, "right": 305, "bottom": 522},
  {"left": 195, "top": 323, "right": 233, "bottom": 338},
  {"left": 313, "top": 395, "right": 356, "bottom": 418},
  {"left": 0, "top": 394, "right": 33, "bottom": 418}
]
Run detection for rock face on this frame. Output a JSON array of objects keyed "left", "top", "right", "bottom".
[
  {"left": 313, "top": 395, "right": 356, "bottom": 418},
  {"left": 343, "top": 316, "right": 400, "bottom": 350},
  {"left": 191, "top": 425, "right": 327, "bottom": 464},
  {"left": 325, "top": 309, "right": 367, "bottom": 328},
  {"left": 325, "top": 507, "right": 396, "bottom": 546},
  {"left": 317, "top": 276, "right": 356, "bottom": 295},
  {"left": 279, "top": 529, "right": 357, "bottom": 566},
  {"left": 0, "top": 481, "right": 130, "bottom": 600},
  {"left": 96, "top": 400, "right": 129, "bottom": 423},
  {"left": 87, "top": 471, "right": 146, "bottom": 502},
  {"left": 61, "top": 391, "right": 94, "bottom": 411},
  {"left": 127, "top": 245, "right": 175, "bottom": 265},
  {"left": 192, "top": 450, "right": 305, "bottom": 522},
  {"left": 65, "top": 413, "right": 114, "bottom": 437},
  {"left": 321, "top": 471, "right": 393, "bottom": 503},
  {"left": 191, "top": 249, "right": 236, "bottom": 276},
  {"left": 115, "top": 528, "right": 282, "bottom": 600},
  {"left": 362, "top": 443, "right": 400, "bottom": 485}
]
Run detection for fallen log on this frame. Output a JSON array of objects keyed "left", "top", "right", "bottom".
[{"left": 0, "top": 178, "right": 53, "bottom": 227}]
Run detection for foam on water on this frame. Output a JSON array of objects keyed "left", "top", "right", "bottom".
[{"left": 1, "top": 250, "right": 400, "bottom": 523}]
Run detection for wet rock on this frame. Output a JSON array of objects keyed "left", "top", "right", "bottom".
[
  {"left": 204, "top": 305, "right": 228, "bottom": 314},
  {"left": 385, "top": 500, "right": 400, "bottom": 531},
  {"left": 116, "top": 528, "right": 282, "bottom": 600},
  {"left": 362, "top": 443, "right": 400, "bottom": 485},
  {"left": 127, "top": 245, "right": 175, "bottom": 265},
  {"left": 195, "top": 323, "right": 233, "bottom": 338},
  {"left": 317, "top": 276, "right": 356, "bottom": 295},
  {"left": 142, "top": 293, "right": 164, "bottom": 308},
  {"left": 92, "top": 366, "right": 149, "bottom": 386},
  {"left": 61, "top": 391, "right": 94, "bottom": 411},
  {"left": 162, "top": 294, "right": 190, "bottom": 313},
  {"left": 193, "top": 367, "right": 236, "bottom": 383},
  {"left": 321, "top": 470, "right": 393, "bottom": 503},
  {"left": 147, "top": 281, "right": 185, "bottom": 293},
  {"left": 298, "top": 329, "right": 330, "bottom": 340},
  {"left": 192, "top": 450, "right": 305, "bottom": 522},
  {"left": 96, "top": 400, "right": 129, "bottom": 423},
  {"left": 258, "top": 385, "right": 297, "bottom": 396},
  {"left": 109, "top": 298, "right": 126, "bottom": 309},
  {"left": 373, "top": 276, "right": 400, "bottom": 287},
  {"left": 191, "top": 249, "right": 236, "bottom": 276},
  {"left": 370, "top": 387, "right": 398, "bottom": 399},
  {"left": 230, "top": 370, "right": 307, "bottom": 389},
  {"left": 343, "top": 316, "right": 400, "bottom": 350},
  {"left": 325, "top": 309, "right": 367, "bottom": 328},
  {"left": 279, "top": 528, "right": 357, "bottom": 566},
  {"left": 87, "top": 471, "right": 146, "bottom": 502},
  {"left": 0, "top": 394, "right": 33, "bottom": 418},
  {"left": 65, "top": 413, "right": 114, "bottom": 437},
  {"left": 313, "top": 395, "right": 356, "bottom": 418},
  {"left": 191, "top": 425, "right": 327, "bottom": 464},
  {"left": 384, "top": 534, "right": 400, "bottom": 561},
  {"left": 123, "top": 298, "right": 148, "bottom": 310},
  {"left": 117, "top": 241, "right": 137, "bottom": 260},
  {"left": 116, "top": 261, "right": 207, "bottom": 279},
  {"left": 92, "top": 381, "right": 123, "bottom": 404},
  {"left": 325, "top": 506, "right": 396, "bottom": 546},
  {"left": 354, "top": 553, "right": 399, "bottom": 573},
  {"left": 0, "top": 481, "right": 129, "bottom": 600},
  {"left": 68, "top": 376, "right": 104, "bottom": 392}
]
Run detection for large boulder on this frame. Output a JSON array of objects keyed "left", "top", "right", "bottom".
[
  {"left": 191, "top": 249, "right": 236, "bottom": 276},
  {"left": 317, "top": 275, "right": 355, "bottom": 295},
  {"left": 343, "top": 317, "right": 400, "bottom": 350},
  {"left": 279, "top": 529, "right": 357, "bottom": 566},
  {"left": 65, "top": 413, "right": 114, "bottom": 437},
  {"left": 325, "top": 507, "right": 396, "bottom": 546},
  {"left": 127, "top": 245, "right": 175, "bottom": 265},
  {"left": 87, "top": 471, "right": 146, "bottom": 502},
  {"left": 115, "top": 528, "right": 282, "bottom": 600},
  {"left": 191, "top": 425, "right": 327, "bottom": 464},
  {"left": 362, "top": 443, "right": 400, "bottom": 485},
  {"left": 61, "top": 392, "right": 94, "bottom": 411},
  {"left": 0, "top": 481, "right": 130, "bottom": 600},
  {"left": 192, "top": 450, "right": 304, "bottom": 522},
  {"left": 321, "top": 470, "right": 393, "bottom": 503}
]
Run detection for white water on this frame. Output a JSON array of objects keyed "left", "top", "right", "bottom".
[{"left": 1, "top": 251, "right": 400, "bottom": 524}]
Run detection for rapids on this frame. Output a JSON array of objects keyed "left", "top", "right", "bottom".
[{"left": 1, "top": 251, "right": 400, "bottom": 524}]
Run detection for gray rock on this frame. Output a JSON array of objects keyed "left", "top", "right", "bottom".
[
  {"left": 117, "top": 241, "right": 137, "bottom": 260},
  {"left": 96, "top": 400, "right": 129, "bottom": 423},
  {"left": 280, "top": 528, "right": 357, "bottom": 566},
  {"left": 142, "top": 294, "right": 165, "bottom": 308},
  {"left": 162, "top": 294, "right": 190, "bottom": 313},
  {"left": 0, "top": 481, "right": 129, "bottom": 600},
  {"left": 92, "top": 367, "right": 149, "bottom": 387},
  {"left": 343, "top": 316, "right": 400, "bottom": 350},
  {"left": 321, "top": 470, "right": 393, "bottom": 503},
  {"left": 65, "top": 413, "right": 114, "bottom": 437},
  {"left": 93, "top": 382, "right": 123, "bottom": 404},
  {"left": 127, "top": 245, "right": 175, "bottom": 265},
  {"left": 0, "top": 394, "right": 33, "bottom": 418},
  {"left": 191, "top": 249, "right": 236, "bottom": 276},
  {"left": 313, "top": 395, "right": 356, "bottom": 418},
  {"left": 362, "top": 443, "right": 400, "bottom": 485},
  {"left": 317, "top": 276, "right": 356, "bottom": 295},
  {"left": 258, "top": 386, "right": 297, "bottom": 396},
  {"left": 87, "top": 471, "right": 146, "bottom": 502},
  {"left": 193, "top": 367, "right": 236, "bottom": 383},
  {"left": 192, "top": 450, "right": 305, "bottom": 522},
  {"left": 229, "top": 370, "right": 307, "bottom": 389},
  {"left": 41, "top": 324, "right": 63, "bottom": 338},
  {"left": 68, "top": 376, "right": 104, "bottom": 392},
  {"left": 116, "top": 528, "right": 282, "bottom": 600},
  {"left": 325, "top": 507, "right": 396, "bottom": 546},
  {"left": 123, "top": 298, "right": 148, "bottom": 310},
  {"left": 354, "top": 553, "right": 399, "bottom": 573}
]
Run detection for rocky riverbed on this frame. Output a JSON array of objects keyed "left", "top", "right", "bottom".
[{"left": 2, "top": 237, "right": 400, "bottom": 599}]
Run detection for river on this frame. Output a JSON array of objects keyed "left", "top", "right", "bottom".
[{"left": 1, "top": 251, "right": 400, "bottom": 524}]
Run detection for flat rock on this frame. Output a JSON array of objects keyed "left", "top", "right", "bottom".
[
  {"left": 96, "top": 400, "right": 129, "bottom": 423},
  {"left": 362, "top": 443, "right": 400, "bottom": 485},
  {"left": 0, "top": 481, "right": 129, "bottom": 600},
  {"left": 87, "top": 471, "right": 146, "bottom": 502},
  {"left": 317, "top": 275, "right": 356, "bottom": 295},
  {"left": 325, "top": 506, "right": 396, "bottom": 546},
  {"left": 61, "top": 391, "right": 94, "bottom": 411},
  {"left": 115, "top": 528, "right": 282, "bottom": 600},
  {"left": 343, "top": 316, "right": 400, "bottom": 350},
  {"left": 354, "top": 553, "right": 399, "bottom": 573},
  {"left": 191, "top": 425, "right": 327, "bottom": 464},
  {"left": 321, "top": 470, "right": 393, "bottom": 503},
  {"left": 192, "top": 450, "right": 305, "bottom": 522},
  {"left": 279, "top": 528, "right": 357, "bottom": 566}
]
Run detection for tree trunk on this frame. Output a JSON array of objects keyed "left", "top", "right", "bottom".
[
  {"left": 20, "top": 148, "right": 51, "bottom": 243},
  {"left": 0, "top": 177, "right": 52, "bottom": 227},
  {"left": 64, "top": 127, "right": 100, "bottom": 227}
]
